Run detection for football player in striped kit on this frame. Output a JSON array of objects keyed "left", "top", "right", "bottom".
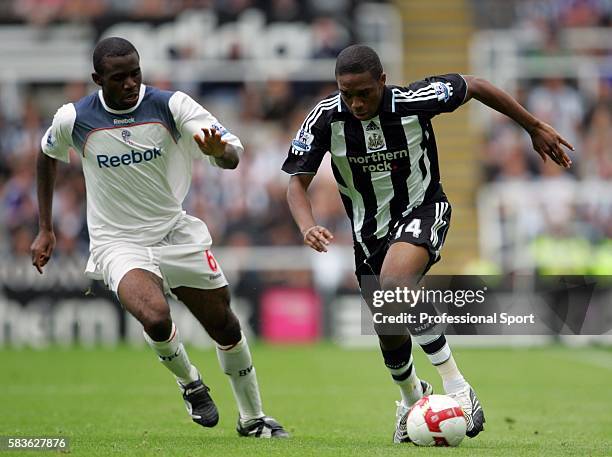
[{"left": 283, "top": 44, "right": 573, "bottom": 442}]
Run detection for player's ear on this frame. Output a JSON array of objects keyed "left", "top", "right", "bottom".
[
  {"left": 379, "top": 72, "right": 387, "bottom": 86},
  {"left": 91, "top": 72, "right": 103, "bottom": 87}
]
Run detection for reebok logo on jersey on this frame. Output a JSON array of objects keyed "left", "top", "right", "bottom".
[
  {"left": 97, "top": 148, "right": 162, "bottom": 168},
  {"left": 113, "top": 117, "right": 135, "bottom": 125}
]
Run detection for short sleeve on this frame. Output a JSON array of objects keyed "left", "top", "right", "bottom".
[
  {"left": 281, "top": 100, "right": 332, "bottom": 175},
  {"left": 169, "top": 91, "right": 243, "bottom": 166},
  {"left": 40, "top": 103, "right": 76, "bottom": 163},
  {"left": 394, "top": 74, "right": 468, "bottom": 117}
]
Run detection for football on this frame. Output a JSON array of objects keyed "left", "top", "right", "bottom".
[{"left": 405, "top": 394, "right": 467, "bottom": 447}]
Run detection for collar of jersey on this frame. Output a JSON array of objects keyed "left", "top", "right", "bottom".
[{"left": 98, "top": 84, "right": 146, "bottom": 114}]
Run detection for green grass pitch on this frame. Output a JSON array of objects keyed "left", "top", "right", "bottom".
[{"left": 1, "top": 344, "right": 611, "bottom": 456}]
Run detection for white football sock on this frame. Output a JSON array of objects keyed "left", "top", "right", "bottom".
[
  {"left": 216, "top": 333, "right": 264, "bottom": 422},
  {"left": 143, "top": 322, "right": 199, "bottom": 385},
  {"left": 386, "top": 355, "right": 424, "bottom": 407},
  {"left": 437, "top": 354, "right": 468, "bottom": 394},
  {"left": 412, "top": 334, "right": 467, "bottom": 394}
]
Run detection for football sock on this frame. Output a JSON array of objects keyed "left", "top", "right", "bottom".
[
  {"left": 412, "top": 333, "right": 452, "bottom": 366},
  {"left": 437, "top": 354, "right": 468, "bottom": 394},
  {"left": 380, "top": 337, "right": 424, "bottom": 407},
  {"left": 143, "top": 322, "right": 199, "bottom": 385},
  {"left": 216, "top": 332, "right": 264, "bottom": 422},
  {"left": 412, "top": 334, "right": 467, "bottom": 394}
]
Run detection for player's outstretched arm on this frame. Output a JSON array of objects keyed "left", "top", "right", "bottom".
[
  {"left": 31, "top": 151, "right": 58, "bottom": 274},
  {"left": 462, "top": 75, "right": 574, "bottom": 168},
  {"left": 287, "top": 175, "right": 334, "bottom": 253},
  {"left": 193, "top": 127, "right": 240, "bottom": 169}
]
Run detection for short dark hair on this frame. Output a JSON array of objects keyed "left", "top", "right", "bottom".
[
  {"left": 93, "top": 37, "right": 139, "bottom": 74},
  {"left": 335, "top": 45, "right": 383, "bottom": 79}
]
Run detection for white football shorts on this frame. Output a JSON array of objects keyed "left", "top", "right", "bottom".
[{"left": 85, "top": 213, "right": 228, "bottom": 295}]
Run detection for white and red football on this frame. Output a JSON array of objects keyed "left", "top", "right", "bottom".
[{"left": 405, "top": 394, "right": 467, "bottom": 446}]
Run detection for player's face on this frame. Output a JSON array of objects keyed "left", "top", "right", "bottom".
[
  {"left": 337, "top": 71, "right": 386, "bottom": 120},
  {"left": 92, "top": 52, "right": 142, "bottom": 110}
]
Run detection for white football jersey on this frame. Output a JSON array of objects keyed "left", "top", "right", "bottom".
[{"left": 41, "top": 84, "right": 242, "bottom": 250}]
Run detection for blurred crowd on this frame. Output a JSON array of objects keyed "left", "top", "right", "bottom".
[
  {"left": 481, "top": 77, "right": 611, "bottom": 183},
  {"left": 479, "top": 0, "right": 612, "bottom": 258},
  {"left": 473, "top": 0, "right": 611, "bottom": 28},
  {"left": 0, "top": 0, "right": 610, "bottom": 274},
  {"left": 3, "top": 0, "right": 372, "bottom": 48}
]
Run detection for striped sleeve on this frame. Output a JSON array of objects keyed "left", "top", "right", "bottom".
[
  {"left": 392, "top": 74, "right": 467, "bottom": 117},
  {"left": 281, "top": 94, "right": 337, "bottom": 175}
]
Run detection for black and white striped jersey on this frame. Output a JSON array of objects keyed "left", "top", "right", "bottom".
[{"left": 282, "top": 73, "right": 468, "bottom": 248}]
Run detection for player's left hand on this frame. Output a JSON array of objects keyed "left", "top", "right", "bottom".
[
  {"left": 194, "top": 128, "right": 227, "bottom": 158},
  {"left": 529, "top": 121, "right": 574, "bottom": 168}
]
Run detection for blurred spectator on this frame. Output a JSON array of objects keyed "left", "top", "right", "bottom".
[
  {"left": 266, "top": 0, "right": 304, "bottom": 22},
  {"left": 311, "top": 17, "right": 349, "bottom": 58},
  {"left": 527, "top": 77, "right": 585, "bottom": 156},
  {"left": 13, "top": 0, "right": 66, "bottom": 26},
  {"left": 582, "top": 100, "right": 611, "bottom": 179}
]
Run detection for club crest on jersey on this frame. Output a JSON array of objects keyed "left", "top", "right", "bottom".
[
  {"left": 291, "top": 129, "right": 314, "bottom": 154},
  {"left": 364, "top": 120, "right": 386, "bottom": 152},
  {"left": 434, "top": 82, "right": 451, "bottom": 102},
  {"left": 367, "top": 133, "right": 385, "bottom": 151},
  {"left": 121, "top": 129, "right": 134, "bottom": 145}
]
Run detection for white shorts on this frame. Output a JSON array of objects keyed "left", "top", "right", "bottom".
[{"left": 85, "top": 214, "right": 228, "bottom": 295}]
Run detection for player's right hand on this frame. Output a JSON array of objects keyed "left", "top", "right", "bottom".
[
  {"left": 30, "top": 230, "right": 56, "bottom": 274},
  {"left": 303, "top": 225, "right": 334, "bottom": 253}
]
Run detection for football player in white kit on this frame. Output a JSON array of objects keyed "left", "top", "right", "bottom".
[{"left": 31, "top": 37, "right": 288, "bottom": 438}]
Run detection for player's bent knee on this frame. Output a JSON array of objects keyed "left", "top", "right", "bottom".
[{"left": 140, "top": 305, "right": 172, "bottom": 338}]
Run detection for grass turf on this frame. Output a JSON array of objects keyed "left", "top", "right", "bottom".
[{"left": 1, "top": 344, "right": 611, "bottom": 456}]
